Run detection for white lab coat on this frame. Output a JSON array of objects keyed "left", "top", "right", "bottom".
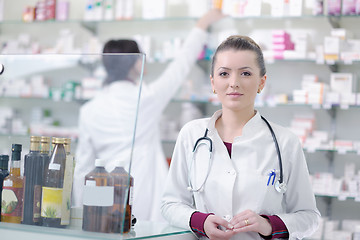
[
  {"left": 161, "top": 110, "right": 321, "bottom": 239},
  {"left": 73, "top": 27, "right": 209, "bottom": 221}
]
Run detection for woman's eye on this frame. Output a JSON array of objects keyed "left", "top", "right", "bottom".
[
  {"left": 219, "top": 72, "right": 228, "bottom": 77},
  {"left": 241, "top": 71, "right": 251, "bottom": 76}
]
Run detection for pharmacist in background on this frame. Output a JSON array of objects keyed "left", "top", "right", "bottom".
[
  {"left": 73, "top": 9, "right": 225, "bottom": 222},
  {"left": 161, "top": 35, "right": 321, "bottom": 239}
]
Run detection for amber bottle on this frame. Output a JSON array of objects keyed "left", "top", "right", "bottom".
[
  {"left": 82, "top": 159, "right": 114, "bottom": 233},
  {"left": 110, "top": 163, "right": 133, "bottom": 233},
  {"left": 0, "top": 155, "right": 10, "bottom": 222},
  {"left": 1, "top": 144, "right": 23, "bottom": 223}
]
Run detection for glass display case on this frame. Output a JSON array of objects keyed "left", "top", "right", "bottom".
[{"left": 0, "top": 54, "right": 192, "bottom": 239}]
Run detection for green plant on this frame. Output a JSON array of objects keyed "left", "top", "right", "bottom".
[{"left": 43, "top": 206, "right": 58, "bottom": 218}]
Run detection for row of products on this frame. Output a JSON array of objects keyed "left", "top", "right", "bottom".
[
  {"left": 2, "top": 0, "right": 360, "bottom": 23},
  {"left": 0, "top": 136, "right": 74, "bottom": 228},
  {"left": 261, "top": 27, "right": 360, "bottom": 62},
  {"left": 84, "top": 0, "right": 133, "bottom": 21},
  {"left": 22, "top": 0, "right": 69, "bottom": 22},
  {"left": 311, "top": 163, "right": 360, "bottom": 198},
  {"left": 312, "top": 218, "right": 360, "bottom": 240},
  {"left": 292, "top": 73, "right": 356, "bottom": 106},
  {"left": 84, "top": 0, "right": 360, "bottom": 21},
  {"left": 82, "top": 158, "right": 133, "bottom": 233}
]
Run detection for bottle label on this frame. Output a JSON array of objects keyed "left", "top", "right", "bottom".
[
  {"left": 60, "top": 155, "right": 74, "bottom": 225},
  {"left": 129, "top": 186, "right": 133, "bottom": 206},
  {"left": 41, "top": 187, "right": 63, "bottom": 218},
  {"left": 33, "top": 185, "right": 42, "bottom": 222},
  {"left": 3, "top": 181, "right": 13, "bottom": 187},
  {"left": 49, "top": 163, "right": 61, "bottom": 171},
  {"left": 83, "top": 185, "right": 114, "bottom": 207},
  {"left": 1, "top": 187, "right": 24, "bottom": 217}
]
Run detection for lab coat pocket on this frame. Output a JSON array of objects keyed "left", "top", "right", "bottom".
[
  {"left": 257, "top": 170, "right": 284, "bottom": 214},
  {"left": 237, "top": 169, "right": 283, "bottom": 214}
]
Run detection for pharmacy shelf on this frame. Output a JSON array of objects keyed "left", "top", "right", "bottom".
[
  {"left": 1, "top": 14, "right": 359, "bottom": 25},
  {"left": 162, "top": 139, "right": 360, "bottom": 154},
  {"left": 0, "top": 96, "right": 86, "bottom": 104},
  {"left": 4, "top": 91, "right": 360, "bottom": 112},
  {"left": 1, "top": 14, "right": 360, "bottom": 36},
  {"left": 171, "top": 98, "right": 360, "bottom": 109},
  {"left": 0, "top": 54, "right": 84, "bottom": 78},
  {"left": 256, "top": 103, "right": 360, "bottom": 110},
  {"left": 266, "top": 58, "right": 360, "bottom": 65},
  {"left": 304, "top": 148, "right": 360, "bottom": 155},
  {"left": 315, "top": 194, "right": 360, "bottom": 202}
]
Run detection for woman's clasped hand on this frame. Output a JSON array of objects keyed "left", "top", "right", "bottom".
[{"left": 204, "top": 210, "right": 272, "bottom": 240}]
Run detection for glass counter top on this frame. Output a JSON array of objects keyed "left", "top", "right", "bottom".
[{"left": 0, "top": 221, "right": 192, "bottom": 239}]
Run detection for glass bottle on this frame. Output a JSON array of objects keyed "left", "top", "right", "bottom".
[
  {"left": 50, "top": 137, "right": 56, "bottom": 154},
  {"left": 22, "top": 136, "right": 43, "bottom": 225},
  {"left": 60, "top": 138, "right": 74, "bottom": 226},
  {"left": 41, "top": 137, "right": 66, "bottom": 228},
  {"left": 110, "top": 161, "right": 133, "bottom": 233},
  {"left": 82, "top": 159, "right": 114, "bottom": 233},
  {"left": 1, "top": 144, "right": 23, "bottom": 224},
  {"left": 0, "top": 154, "right": 10, "bottom": 222},
  {"left": 40, "top": 136, "right": 51, "bottom": 171}
]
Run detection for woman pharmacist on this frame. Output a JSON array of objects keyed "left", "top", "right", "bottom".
[
  {"left": 161, "top": 35, "right": 321, "bottom": 239},
  {"left": 73, "top": 9, "right": 225, "bottom": 222}
]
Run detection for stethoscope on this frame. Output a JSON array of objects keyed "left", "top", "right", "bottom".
[{"left": 187, "top": 116, "right": 287, "bottom": 194}]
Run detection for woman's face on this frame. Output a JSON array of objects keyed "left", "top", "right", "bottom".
[{"left": 210, "top": 49, "right": 266, "bottom": 112}]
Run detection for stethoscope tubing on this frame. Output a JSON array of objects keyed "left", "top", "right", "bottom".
[
  {"left": 261, "top": 116, "right": 284, "bottom": 184},
  {"left": 188, "top": 128, "right": 213, "bottom": 192},
  {"left": 188, "top": 115, "right": 284, "bottom": 192}
]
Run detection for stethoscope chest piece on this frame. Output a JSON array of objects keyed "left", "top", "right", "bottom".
[
  {"left": 275, "top": 180, "right": 287, "bottom": 194},
  {"left": 0, "top": 63, "right": 4, "bottom": 75}
]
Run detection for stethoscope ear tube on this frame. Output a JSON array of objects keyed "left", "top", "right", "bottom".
[
  {"left": 192, "top": 128, "right": 212, "bottom": 152},
  {"left": 261, "top": 116, "right": 283, "bottom": 184}
]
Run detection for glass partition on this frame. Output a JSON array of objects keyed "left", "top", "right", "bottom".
[{"left": 0, "top": 54, "right": 190, "bottom": 238}]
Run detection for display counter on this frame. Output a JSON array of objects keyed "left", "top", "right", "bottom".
[{"left": 0, "top": 221, "right": 195, "bottom": 240}]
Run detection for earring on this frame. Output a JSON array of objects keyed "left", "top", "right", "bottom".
[
  {"left": 213, "top": 89, "right": 216, "bottom": 94},
  {"left": 257, "top": 89, "right": 262, "bottom": 94}
]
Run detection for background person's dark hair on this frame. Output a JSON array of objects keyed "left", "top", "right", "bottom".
[
  {"left": 211, "top": 35, "right": 266, "bottom": 77},
  {"left": 102, "top": 39, "right": 141, "bottom": 85}
]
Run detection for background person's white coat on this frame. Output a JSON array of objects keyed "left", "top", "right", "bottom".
[{"left": 73, "top": 27, "right": 209, "bottom": 221}]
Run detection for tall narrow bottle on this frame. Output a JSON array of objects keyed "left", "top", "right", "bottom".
[
  {"left": 1, "top": 144, "right": 23, "bottom": 223},
  {"left": 41, "top": 137, "right": 66, "bottom": 228},
  {"left": 38, "top": 136, "right": 50, "bottom": 226},
  {"left": 0, "top": 154, "right": 10, "bottom": 222},
  {"left": 82, "top": 159, "right": 114, "bottom": 233},
  {"left": 40, "top": 136, "right": 51, "bottom": 171},
  {"left": 50, "top": 137, "right": 56, "bottom": 154},
  {"left": 61, "top": 138, "right": 74, "bottom": 226},
  {"left": 110, "top": 161, "right": 133, "bottom": 233},
  {"left": 22, "top": 136, "right": 43, "bottom": 225}
]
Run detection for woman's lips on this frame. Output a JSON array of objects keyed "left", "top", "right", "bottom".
[{"left": 227, "top": 92, "right": 242, "bottom": 96}]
